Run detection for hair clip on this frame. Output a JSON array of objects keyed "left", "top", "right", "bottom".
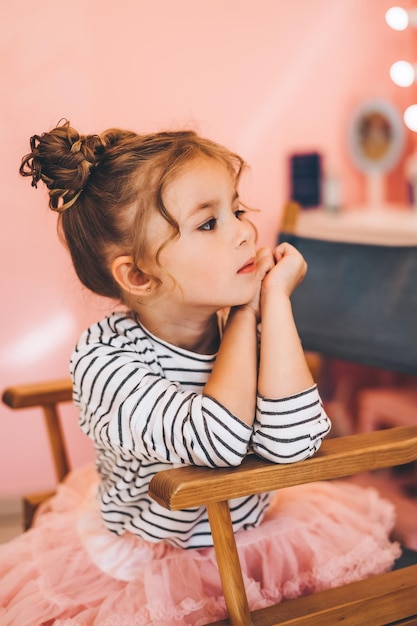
[
  {"left": 30, "top": 134, "right": 38, "bottom": 151},
  {"left": 29, "top": 134, "right": 40, "bottom": 188}
]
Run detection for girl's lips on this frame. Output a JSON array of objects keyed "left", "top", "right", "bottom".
[{"left": 237, "top": 258, "right": 256, "bottom": 274}]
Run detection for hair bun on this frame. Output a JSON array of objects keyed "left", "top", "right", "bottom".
[
  {"left": 20, "top": 120, "right": 105, "bottom": 212},
  {"left": 70, "top": 134, "right": 105, "bottom": 165}
]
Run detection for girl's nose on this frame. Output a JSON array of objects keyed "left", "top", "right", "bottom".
[{"left": 235, "top": 216, "right": 256, "bottom": 247}]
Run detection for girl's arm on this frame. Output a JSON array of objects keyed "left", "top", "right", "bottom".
[
  {"left": 203, "top": 305, "right": 258, "bottom": 425},
  {"left": 71, "top": 314, "right": 256, "bottom": 469},
  {"left": 252, "top": 242, "right": 331, "bottom": 463},
  {"left": 203, "top": 248, "right": 273, "bottom": 426},
  {"left": 258, "top": 242, "right": 313, "bottom": 398}
]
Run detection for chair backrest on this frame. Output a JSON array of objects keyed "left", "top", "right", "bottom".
[{"left": 279, "top": 232, "right": 417, "bottom": 374}]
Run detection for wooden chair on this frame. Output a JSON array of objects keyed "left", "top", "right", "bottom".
[
  {"left": 4, "top": 380, "right": 417, "bottom": 624},
  {"left": 3, "top": 202, "right": 417, "bottom": 624}
]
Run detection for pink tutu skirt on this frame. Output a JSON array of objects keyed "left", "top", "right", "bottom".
[{"left": 0, "top": 463, "right": 401, "bottom": 626}]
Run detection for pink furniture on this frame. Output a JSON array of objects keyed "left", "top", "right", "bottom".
[{"left": 358, "top": 387, "right": 417, "bottom": 433}]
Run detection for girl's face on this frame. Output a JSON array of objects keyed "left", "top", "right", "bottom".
[{"left": 143, "top": 156, "right": 258, "bottom": 315}]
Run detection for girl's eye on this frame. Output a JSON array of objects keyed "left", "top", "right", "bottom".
[
  {"left": 234, "top": 208, "right": 246, "bottom": 220},
  {"left": 198, "top": 218, "right": 217, "bottom": 231}
]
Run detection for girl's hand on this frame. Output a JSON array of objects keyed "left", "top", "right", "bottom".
[
  {"left": 261, "top": 242, "right": 307, "bottom": 299},
  {"left": 242, "top": 247, "right": 275, "bottom": 320}
]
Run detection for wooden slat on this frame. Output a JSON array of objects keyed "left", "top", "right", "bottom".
[
  {"left": 206, "top": 501, "right": 251, "bottom": 626},
  {"left": 207, "top": 565, "right": 417, "bottom": 626},
  {"left": 42, "top": 404, "right": 70, "bottom": 481},
  {"left": 280, "top": 201, "right": 300, "bottom": 234},
  {"left": 149, "top": 425, "right": 417, "bottom": 510},
  {"left": 2, "top": 379, "right": 73, "bottom": 409}
]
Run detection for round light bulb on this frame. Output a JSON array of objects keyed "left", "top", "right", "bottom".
[
  {"left": 390, "top": 60, "right": 415, "bottom": 87},
  {"left": 385, "top": 6, "right": 409, "bottom": 30},
  {"left": 404, "top": 105, "right": 417, "bottom": 131}
]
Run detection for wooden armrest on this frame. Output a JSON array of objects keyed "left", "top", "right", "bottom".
[
  {"left": 2, "top": 378, "right": 74, "bottom": 486},
  {"left": 149, "top": 426, "right": 417, "bottom": 510},
  {"left": 2, "top": 379, "right": 73, "bottom": 409}
]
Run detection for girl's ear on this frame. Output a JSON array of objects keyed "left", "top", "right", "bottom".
[{"left": 111, "top": 255, "right": 154, "bottom": 296}]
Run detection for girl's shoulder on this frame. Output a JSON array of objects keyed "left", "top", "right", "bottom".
[
  {"left": 75, "top": 310, "right": 150, "bottom": 351},
  {"left": 70, "top": 311, "right": 164, "bottom": 380}
]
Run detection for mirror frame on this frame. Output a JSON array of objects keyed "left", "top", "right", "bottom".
[{"left": 348, "top": 98, "right": 405, "bottom": 174}]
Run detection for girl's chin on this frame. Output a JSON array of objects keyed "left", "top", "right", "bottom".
[
  {"left": 227, "top": 297, "right": 257, "bottom": 309},
  {"left": 215, "top": 288, "right": 258, "bottom": 311}
]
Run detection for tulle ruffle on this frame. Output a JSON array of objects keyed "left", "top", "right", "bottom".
[{"left": 0, "top": 464, "right": 401, "bottom": 626}]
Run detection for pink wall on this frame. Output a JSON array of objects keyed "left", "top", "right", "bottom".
[{"left": 1, "top": 0, "right": 416, "bottom": 496}]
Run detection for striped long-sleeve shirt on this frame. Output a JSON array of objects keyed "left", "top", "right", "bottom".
[{"left": 70, "top": 311, "right": 331, "bottom": 549}]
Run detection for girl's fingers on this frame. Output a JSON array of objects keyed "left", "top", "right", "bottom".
[
  {"left": 261, "top": 242, "right": 308, "bottom": 296},
  {"left": 273, "top": 241, "right": 299, "bottom": 261},
  {"left": 256, "top": 247, "right": 274, "bottom": 278}
]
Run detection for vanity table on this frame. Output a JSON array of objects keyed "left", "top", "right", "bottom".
[{"left": 295, "top": 205, "right": 417, "bottom": 245}]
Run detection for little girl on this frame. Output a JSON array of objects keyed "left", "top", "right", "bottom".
[{"left": 0, "top": 121, "right": 400, "bottom": 625}]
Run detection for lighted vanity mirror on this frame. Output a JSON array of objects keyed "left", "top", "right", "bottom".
[{"left": 348, "top": 98, "right": 405, "bottom": 174}]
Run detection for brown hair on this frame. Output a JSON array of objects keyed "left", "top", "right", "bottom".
[{"left": 20, "top": 120, "right": 246, "bottom": 300}]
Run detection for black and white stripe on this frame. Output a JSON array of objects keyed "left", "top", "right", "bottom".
[{"left": 70, "top": 311, "right": 331, "bottom": 549}]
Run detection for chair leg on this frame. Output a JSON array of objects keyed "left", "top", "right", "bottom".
[{"left": 206, "top": 500, "right": 251, "bottom": 626}]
